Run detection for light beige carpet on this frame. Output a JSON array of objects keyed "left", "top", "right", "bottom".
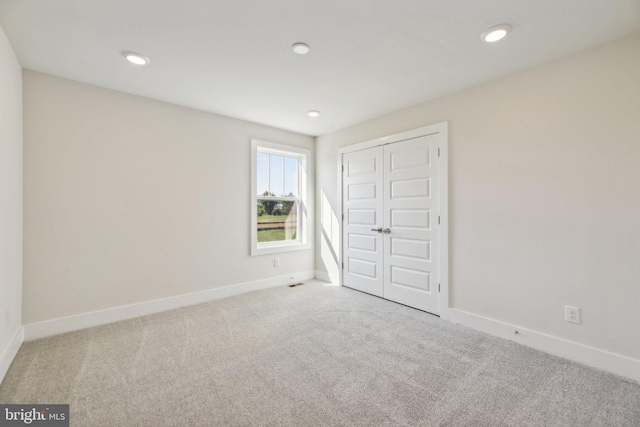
[{"left": 1, "top": 280, "right": 639, "bottom": 426}]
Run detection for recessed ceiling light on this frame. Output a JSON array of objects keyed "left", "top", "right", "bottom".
[
  {"left": 122, "top": 51, "right": 150, "bottom": 65},
  {"left": 307, "top": 110, "right": 320, "bottom": 118},
  {"left": 481, "top": 24, "right": 512, "bottom": 43},
  {"left": 292, "top": 43, "right": 310, "bottom": 55}
]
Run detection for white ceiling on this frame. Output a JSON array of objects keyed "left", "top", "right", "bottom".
[{"left": 1, "top": 0, "right": 639, "bottom": 136}]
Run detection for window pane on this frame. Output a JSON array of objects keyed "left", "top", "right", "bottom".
[
  {"left": 257, "top": 152, "right": 270, "bottom": 196},
  {"left": 284, "top": 157, "right": 299, "bottom": 197},
  {"left": 270, "top": 155, "right": 284, "bottom": 197},
  {"left": 257, "top": 201, "right": 298, "bottom": 243}
]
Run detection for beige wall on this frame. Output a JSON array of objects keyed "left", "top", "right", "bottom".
[
  {"left": 0, "top": 26, "right": 22, "bottom": 357},
  {"left": 316, "top": 34, "right": 640, "bottom": 360},
  {"left": 23, "top": 71, "right": 314, "bottom": 324}
]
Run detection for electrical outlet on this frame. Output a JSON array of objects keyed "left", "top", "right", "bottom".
[
  {"left": 273, "top": 257, "right": 280, "bottom": 267},
  {"left": 565, "top": 305, "right": 580, "bottom": 324}
]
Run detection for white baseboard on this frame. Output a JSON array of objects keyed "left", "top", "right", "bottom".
[
  {"left": 448, "top": 309, "right": 640, "bottom": 383},
  {"left": 0, "top": 327, "right": 24, "bottom": 384},
  {"left": 24, "top": 271, "right": 315, "bottom": 341},
  {"left": 315, "top": 270, "right": 339, "bottom": 284}
]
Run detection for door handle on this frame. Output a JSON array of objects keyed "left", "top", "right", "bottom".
[
  {"left": 382, "top": 228, "right": 391, "bottom": 234},
  {"left": 370, "top": 228, "right": 383, "bottom": 233}
]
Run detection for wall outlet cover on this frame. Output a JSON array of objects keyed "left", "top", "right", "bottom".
[{"left": 565, "top": 305, "right": 580, "bottom": 324}]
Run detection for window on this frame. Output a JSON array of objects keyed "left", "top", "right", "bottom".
[{"left": 251, "top": 140, "right": 310, "bottom": 255}]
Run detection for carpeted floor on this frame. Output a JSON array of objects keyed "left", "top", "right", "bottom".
[{"left": 1, "top": 280, "right": 639, "bottom": 426}]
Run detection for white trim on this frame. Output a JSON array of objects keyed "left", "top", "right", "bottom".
[
  {"left": 338, "top": 123, "right": 446, "bottom": 155},
  {"left": 449, "top": 309, "right": 640, "bottom": 383},
  {"left": 336, "top": 122, "right": 449, "bottom": 318},
  {"left": 251, "top": 139, "right": 312, "bottom": 256},
  {"left": 24, "top": 271, "right": 315, "bottom": 341},
  {"left": 315, "top": 270, "right": 339, "bottom": 284},
  {"left": 0, "top": 327, "right": 24, "bottom": 384}
]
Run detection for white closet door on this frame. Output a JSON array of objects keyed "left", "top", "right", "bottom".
[
  {"left": 383, "top": 135, "right": 440, "bottom": 314},
  {"left": 342, "top": 147, "right": 384, "bottom": 297}
]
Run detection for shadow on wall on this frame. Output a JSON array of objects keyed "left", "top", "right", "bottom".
[{"left": 320, "top": 189, "right": 340, "bottom": 282}]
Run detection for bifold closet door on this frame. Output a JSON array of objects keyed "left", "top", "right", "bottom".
[
  {"left": 383, "top": 135, "right": 440, "bottom": 314},
  {"left": 342, "top": 147, "right": 384, "bottom": 297},
  {"left": 342, "top": 134, "right": 440, "bottom": 315}
]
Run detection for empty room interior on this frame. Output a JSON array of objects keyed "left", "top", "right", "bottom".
[{"left": 1, "top": 0, "right": 640, "bottom": 425}]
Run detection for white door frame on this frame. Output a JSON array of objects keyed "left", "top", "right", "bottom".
[{"left": 337, "top": 122, "right": 449, "bottom": 320}]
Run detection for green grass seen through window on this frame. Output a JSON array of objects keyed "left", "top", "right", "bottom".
[{"left": 257, "top": 215, "right": 297, "bottom": 242}]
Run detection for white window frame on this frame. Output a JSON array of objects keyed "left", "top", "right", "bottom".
[{"left": 251, "top": 139, "right": 311, "bottom": 256}]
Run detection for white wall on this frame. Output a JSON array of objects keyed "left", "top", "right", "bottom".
[
  {"left": 316, "top": 34, "right": 640, "bottom": 361},
  {"left": 23, "top": 71, "right": 314, "bottom": 324},
  {"left": 0, "top": 25, "right": 23, "bottom": 377}
]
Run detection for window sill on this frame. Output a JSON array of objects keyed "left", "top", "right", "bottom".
[{"left": 251, "top": 241, "right": 311, "bottom": 256}]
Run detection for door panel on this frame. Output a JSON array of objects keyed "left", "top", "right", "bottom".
[
  {"left": 383, "top": 135, "right": 440, "bottom": 314},
  {"left": 348, "top": 209, "right": 377, "bottom": 225},
  {"left": 390, "top": 266, "right": 431, "bottom": 292},
  {"left": 342, "top": 147, "right": 384, "bottom": 296},
  {"left": 391, "top": 209, "right": 431, "bottom": 229},
  {"left": 348, "top": 234, "right": 377, "bottom": 252},
  {"left": 349, "top": 258, "right": 378, "bottom": 278},
  {"left": 349, "top": 182, "right": 377, "bottom": 199},
  {"left": 391, "top": 178, "right": 430, "bottom": 199},
  {"left": 390, "top": 147, "right": 430, "bottom": 171},
  {"left": 390, "top": 238, "right": 430, "bottom": 260}
]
